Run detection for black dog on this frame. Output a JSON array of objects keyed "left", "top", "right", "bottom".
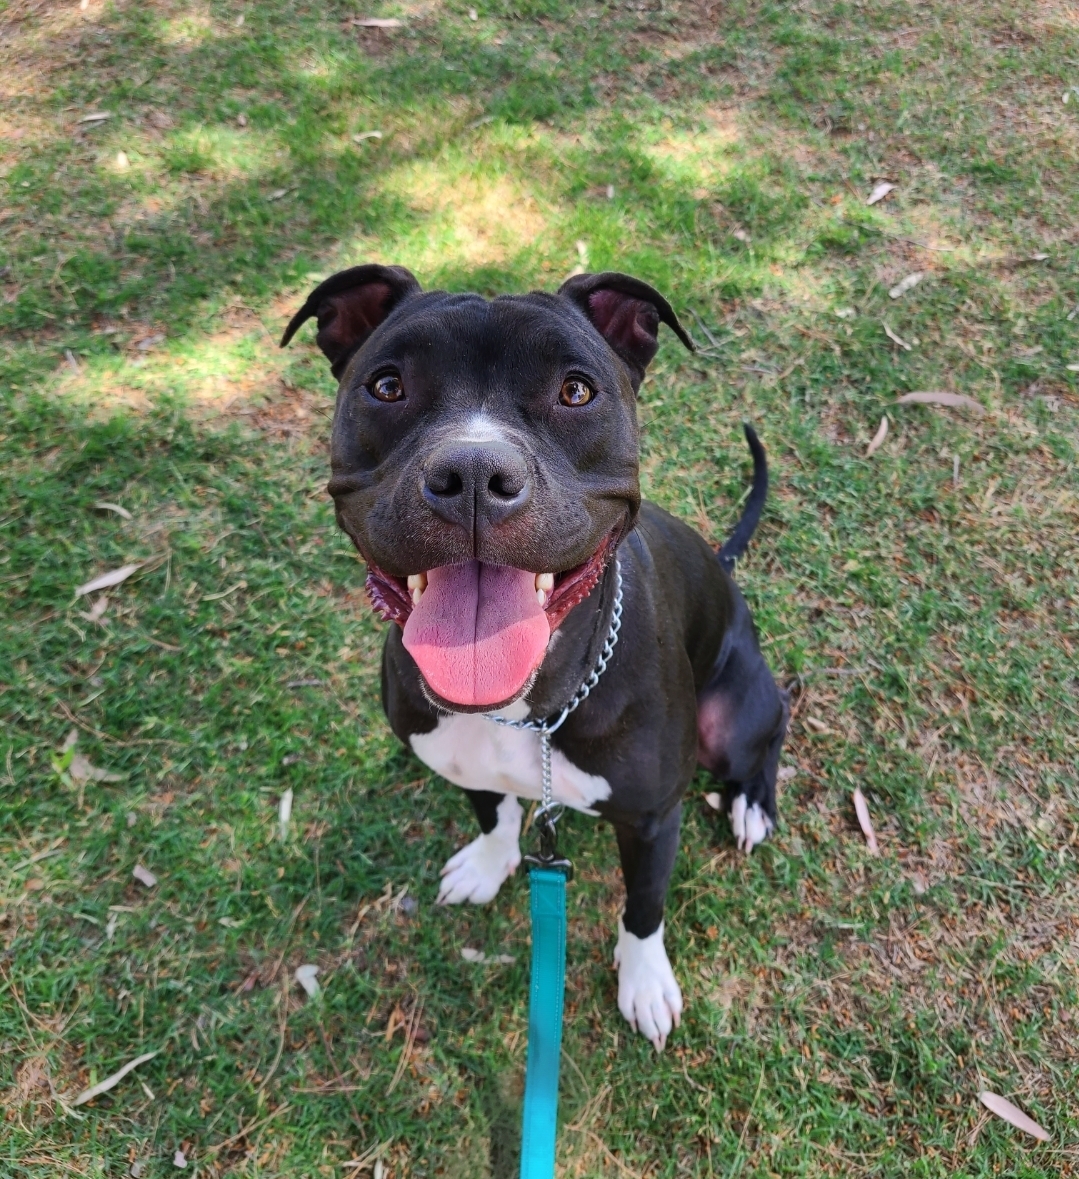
[{"left": 283, "top": 266, "right": 788, "bottom": 1050}]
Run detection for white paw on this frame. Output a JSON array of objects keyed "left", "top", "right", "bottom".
[
  {"left": 730, "top": 794, "right": 773, "bottom": 854},
  {"left": 613, "top": 919, "right": 683, "bottom": 1052},
  {"left": 437, "top": 796, "right": 521, "bottom": 905}
]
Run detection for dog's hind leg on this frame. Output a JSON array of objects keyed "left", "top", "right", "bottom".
[
  {"left": 697, "top": 645, "right": 789, "bottom": 854},
  {"left": 437, "top": 790, "right": 522, "bottom": 905},
  {"left": 612, "top": 803, "right": 684, "bottom": 1051}
]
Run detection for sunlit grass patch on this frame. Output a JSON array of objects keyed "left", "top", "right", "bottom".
[{"left": 383, "top": 153, "right": 551, "bottom": 273}]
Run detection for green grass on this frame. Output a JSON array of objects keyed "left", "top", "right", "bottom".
[{"left": 2, "top": 0, "right": 1079, "bottom": 1175}]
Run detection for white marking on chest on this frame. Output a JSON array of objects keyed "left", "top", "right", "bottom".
[{"left": 410, "top": 708, "right": 611, "bottom": 814}]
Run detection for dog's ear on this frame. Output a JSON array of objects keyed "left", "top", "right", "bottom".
[
  {"left": 281, "top": 264, "right": 422, "bottom": 378},
  {"left": 557, "top": 271, "right": 694, "bottom": 385}
]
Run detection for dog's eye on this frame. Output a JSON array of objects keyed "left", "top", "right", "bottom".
[
  {"left": 560, "top": 378, "right": 594, "bottom": 407},
  {"left": 370, "top": 374, "right": 404, "bottom": 402}
]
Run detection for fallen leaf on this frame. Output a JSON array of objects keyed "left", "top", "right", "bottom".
[
  {"left": 866, "top": 181, "right": 895, "bottom": 205},
  {"left": 703, "top": 791, "right": 722, "bottom": 810},
  {"left": 895, "top": 391, "right": 984, "bottom": 413},
  {"left": 883, "top": 323, "right": 913, "bottom": 351},
  {"left": 131, "top": 1161, "right": 146, "bottom": 1178},
  {"left": 852, "top": 789, "right": 879, "bottom": 854},
  {"left": 460, "top": 947, "right": 514, "bottom": 964},
  {"left": 78, "top": 111, "right": 112, "bottom": 124},
  {"left": 266, "top": 188, "right": 293, "bottom": 201},
  {"left": 835, "top": 307, "right": 855, "bottom": 319},
  {"left": 173, "top": 1150, "right": 187, "bottom": 1169},
  {"left": 468, "top": 7, "right": 477, "bottom": 17},
  {"left": 65, "top": 348, "right": 80, "bottom": 370},
  {"left": 80, "top": 595, "right": 109, "bottom": 623},
  {"left": 295, "top": 964, "right": 320, "bottom": 998},
  {"left": 132, "top": 864, "right": 157, "bottom": 888},
  {"left": 978, "top": 1092, "right": 1050, "bottom": 1141},
  {"left": 342, "top": 1142, "right": 393, "bottom": 1174},
  {"left": 62, "top": 729, "right": 79, "bottom": 752},
  {"left": 1066, "top": 363, "right": 1079, "bottom": 372},
  {"left": 888, "top": 272, "right": 924, "bottom": 299},
  {"left": 357, "top": 16, "right": 403, "bottom": 26},
  {"left": 75, "top": 563, "right": 142, "bottom": 597},
  {"left": 384, "top": 1005, "right": 405, "bottom": 1040},
  {"left": 865, "top": 415, "right": 889, "bottom": 457},
  {"left": 286, "top": 678, "right": 323, "bottom": 689},
  {"left": 69, "top": 753, "right": 124, "bottom": 784},
  {"left": 352, "top": 130, "right": 383, "bottom": 142},
  {"left": 70, "top": 1050, "right": 158, "bottom": 1106},
  {"left": 135, "top": 333, "right": 164, "bottom": 351},
  {"left": 116, "top": 151, "right": 129, "bottom": 169},
  {"left": 218, "top": 916, "right": 243, "bottom": 928},
  {"left": 278, "top": 788, "right": 293, "bottom": 840},
  {"left": 777, "top": 766, "right": 797, "bottom": 782},
  {"left": 93, "top": 501, "right": 132, "bottom": 520}
]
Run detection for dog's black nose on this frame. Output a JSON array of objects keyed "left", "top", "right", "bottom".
[{"left": 422, "top": 440, "right": 532, "bottom": 528}]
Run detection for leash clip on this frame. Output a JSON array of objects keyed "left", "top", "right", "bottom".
[{"left": 523, "top": 804, "right": 573, "bottom": 881}]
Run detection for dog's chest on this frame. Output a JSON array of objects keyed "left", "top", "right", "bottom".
[{"left": 410, "top": 711, "right": 611, "bottom": 814}]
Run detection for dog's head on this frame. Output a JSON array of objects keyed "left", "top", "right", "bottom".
[{"left": 282, "top": 264, "right": 692, "bottom": 712}]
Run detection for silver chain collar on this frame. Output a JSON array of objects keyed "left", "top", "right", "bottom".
[{"left": 486, "top": 558, "right": 623, "bottom": 830}]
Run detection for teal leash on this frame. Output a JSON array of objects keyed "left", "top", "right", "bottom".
[
  {"left": 519, "top": 867, "right": 568, "bottom": 1179},
  {"left": 483, "top": 561, "right": 624, "bottom": 1179}
]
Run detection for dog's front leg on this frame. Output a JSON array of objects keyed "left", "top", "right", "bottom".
[
  {"left": 612, "top": 802, "right": 683, "bottom": 1051},
  {"left": 437, "top": 790, "right": 522, "bottom": 905}
]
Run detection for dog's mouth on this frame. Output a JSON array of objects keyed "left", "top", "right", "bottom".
[{"left": 363, "top": 533, "right": 618, "bottom": 709}]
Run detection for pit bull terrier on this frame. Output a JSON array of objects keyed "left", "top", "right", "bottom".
[{"left": 282, "top": 265, "right": 789, "bottom": 1050}]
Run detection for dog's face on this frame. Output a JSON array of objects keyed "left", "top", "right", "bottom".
[{"left": 283, "top": 265, "right": 691, "bottom": 712}]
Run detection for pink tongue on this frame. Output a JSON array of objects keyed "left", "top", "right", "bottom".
[{"left": 402, "top": 562, "right": 551, "bottom": 707}]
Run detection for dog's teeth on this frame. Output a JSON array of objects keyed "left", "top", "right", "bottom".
[
  {"left": 536, "top": 589, "right": 546, "bottom": 606},
  {"left": 407, "top": 572, "right": 427, "bottom": 606},
  {"left": 535, "top": 573, "right": 555, "bottom": 593}
]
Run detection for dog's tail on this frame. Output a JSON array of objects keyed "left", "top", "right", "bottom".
[{"left": 717, "top": 424, "right": 768, "bottom": 573}]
